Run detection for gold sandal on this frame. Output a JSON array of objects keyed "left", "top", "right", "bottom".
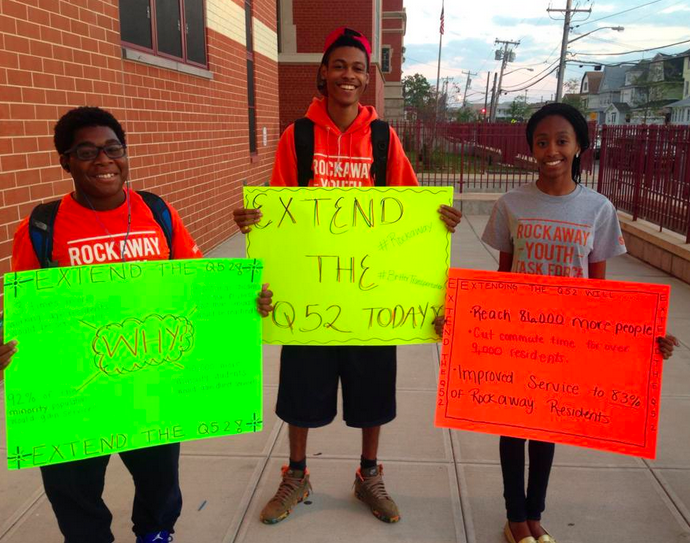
[{"left": 504, "top": 522, "right": 537, "bottom": 543}]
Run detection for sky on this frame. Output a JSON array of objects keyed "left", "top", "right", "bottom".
[{"left": 401, "top": 0, "right": 690, "bottom": 106}]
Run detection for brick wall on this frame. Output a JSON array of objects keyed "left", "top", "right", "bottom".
[
  {"left": 0, "top": 0, "right": 279, "bottom": 277},
  {"left": 292, "top": 0, "right": 374, "bottom": 54}
]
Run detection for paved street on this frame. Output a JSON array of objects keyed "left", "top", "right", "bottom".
[{"left": 2, "top": 215, "right": 689, "bottom": 543}]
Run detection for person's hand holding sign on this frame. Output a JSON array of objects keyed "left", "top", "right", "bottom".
[
  {"left": 0, "top": 314, "right": 18, "bottom": 371},
  {"left": 233, "top": 207, "right": 262, "bottom": 234},
  {"left": 257, "top": 283, "right": 274, "bottom": 317},
  {"left": 658, "top": 334, "right": 679, "bottom": 360},
  {"left": 438, "top": 205, "right": 462, "bottom": 233}
]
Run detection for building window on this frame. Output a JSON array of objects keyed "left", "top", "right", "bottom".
[
  {"left": 583, "top": 81, "right": 588, "bottom": 93},
  {"left": 245, "top": 0, "right": 257, "bottom": 154},
  {"left": 685, "top": 81, "right": 689, "bottom": 98},
  {"left": 119, "top": 0, "right": 207, "bottom": 67},
  {"left": 381, "top": 46, "right": 391, "bottom": 73}
]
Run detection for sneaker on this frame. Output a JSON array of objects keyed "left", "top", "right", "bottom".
[
  {"left": 136, "top": 532, "right": 173, "bottom": 543},
  {"left": 354, "top": 464, "right": 400, "bottom": 523},
  {"left": 260, "top": 466, "right": 312, "bottom": 524}
]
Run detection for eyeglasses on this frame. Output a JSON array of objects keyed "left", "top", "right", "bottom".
[{"left": 64, "top": 143, "right": 127, "bottom": 161}]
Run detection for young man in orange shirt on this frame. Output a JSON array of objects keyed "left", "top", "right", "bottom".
[{"left": 234, "top": 28, "right": 461, "bottom": 525}]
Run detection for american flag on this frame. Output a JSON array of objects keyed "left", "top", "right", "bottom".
[{"left": 440, "top": 2, "right": 445, "bottom": 35}]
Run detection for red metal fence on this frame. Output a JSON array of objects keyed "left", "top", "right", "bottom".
[
  {"left": 389, "top": 120, "right": 598, "bottom": 191},
  {"left": 597, "top": 124, "right": 690, "bottom": 242},
  {"left": 391, "top": 119, "right": 690, "bottom": 241}
]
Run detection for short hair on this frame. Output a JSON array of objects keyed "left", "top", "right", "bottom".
[
  {"left": 526, "top": 102, "right": 590, "bottom": 183},
  {"left": 53, "top": 106, "right": 126, "bottom": 155},
  {"left": 316, "top": 31, "right": 371, "bottom": 95}
]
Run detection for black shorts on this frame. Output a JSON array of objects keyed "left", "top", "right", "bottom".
[{"left": 276, "top": 345, "right": 397, "bottom": 428}]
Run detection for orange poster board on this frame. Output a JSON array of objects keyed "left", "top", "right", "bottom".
[{"left": 435, "top": 269, "right": 670, "bottom": 459}]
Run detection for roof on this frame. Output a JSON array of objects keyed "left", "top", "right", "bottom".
[
  {"left": 599, "top": 65, "right": 628, "bottom": 93},
  {"left": 581, "top": 71, "right": 603, "bottom": 94},
  {"left": 668, "top": 96, "right": 690, "bottom": 108},
  {"left": 607, "top": 102, "right": 632, "bottom": 113}
]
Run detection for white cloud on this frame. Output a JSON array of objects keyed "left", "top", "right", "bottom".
[{"left": 660, "top": 3, "right": 690, "bottom": 13}]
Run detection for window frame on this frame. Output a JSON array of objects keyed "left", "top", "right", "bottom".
[
  {"left": 381, "top": 45, "right": 392, "bottom": 74},
  {"left": 119, "top": 0, "right": 209, "bottom": 69}
]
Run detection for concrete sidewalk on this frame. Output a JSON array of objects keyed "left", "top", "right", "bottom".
[{"left": 2, "top": 215, "right": 690, "bottom": 543}]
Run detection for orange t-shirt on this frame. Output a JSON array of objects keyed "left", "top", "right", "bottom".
[
  {"left": 271, "top": 97, "right": 418, "bottom": 188},
  {"left": 12, "top": 190, "right": 202, "bottom": 272}
]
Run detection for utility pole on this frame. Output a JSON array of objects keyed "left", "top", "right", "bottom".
[
  {"left": 435, "top": 0, "right": 445, "bottom": 116},
  {"left": 489, "top": 72, "right": 497, "bottom": 121},
  {"left": 484, "top": 72, "right": 491, "bottom": 121},
  {"left": 462, "top": 70, "right": 478, "bottom": 106},
  {"left": 549, "top": 0, "right": 591, "bottom": 102},
  {"left": 490, "top": 39, "right": 520, "bottom": 122}
]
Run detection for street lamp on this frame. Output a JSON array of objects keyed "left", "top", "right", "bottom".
[
  {"left": 568, "top": 26, "right": 624, "bottom": 45},
  {"left": 504, "top": 67, "right": 535, "bottom": 76},
  {"left": 556, "top": 25, "right": 624, "bottom": 101}
]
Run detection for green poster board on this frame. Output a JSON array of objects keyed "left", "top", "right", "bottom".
[
  {"left": 244, "top": 186, "right": 453, "bottom": 345},
  {"left": 3, "top": 259, "right": 264, "bottom": 470}
]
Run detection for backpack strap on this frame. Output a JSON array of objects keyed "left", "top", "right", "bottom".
[
  {"left": 294, "top": 117, "right": 315, "bottom": 187},
  {"left": 29, "top": 200, "right": 61, "bottom": 268},
  {"left": 137, "top": 190, "right": 174, "bottom": 259},
  {"left": 370, "top": 119, "right": 390, "bottom": 187}
]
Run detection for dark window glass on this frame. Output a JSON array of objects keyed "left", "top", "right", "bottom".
[
  {"left": 277, "top": 0, "right": 281, "bottom": 53},
  {"left": 247, "top": 58, "right": 257, "bottom": 153},
  {"left": 120, "top": 0, "right": 153, "bottom": 49},
  {"left": 156, "top": 0, "right": 183, "bottom": 59},
  {"left": 185, "top": 0, "right": 206, "bottom": 64},
  {"left": 245, "top": 0, "right": 253, "bottom": 52},
  {"left": 382, "top": 47, "right": 391, "bottom": 73}
]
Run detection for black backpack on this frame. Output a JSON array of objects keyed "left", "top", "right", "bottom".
[
  {"left": 28, "top": 190, "right": 174, "bottom": 268},
  {"left": 293, "top": 117, "right": 390, "bottom": 187}
]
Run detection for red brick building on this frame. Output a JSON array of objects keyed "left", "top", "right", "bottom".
[
  {"left": 277, "top": 0, "right": 389, "bottom": 129},
  {"left": 382, "top": 0, "right": 406, "bottom": 120},
  {"left": 0, "top": 0, "right": 280, "bottom": 277}
]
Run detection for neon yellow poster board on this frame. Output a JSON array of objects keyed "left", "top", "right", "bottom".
[
  {"left": 244, "top": 186, "right": 453, "bottom": 345},
  {"left": 3, "top": 259, "right": 264, "bottom": 470}
]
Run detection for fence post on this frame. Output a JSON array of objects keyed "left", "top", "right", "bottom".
[
  {"left": 597, "top": 125, "right": 607, "bottom": 195},
  {"left": 631, "top": 126, "right": 647, "bottom": 222},
  {"left": 684, "top": 126, "right": 690, "bottom": 243}
]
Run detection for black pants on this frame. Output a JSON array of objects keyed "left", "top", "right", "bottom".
[
  {"left": 500, "top": 436, "right": 555, "bottom": 522},
  {"left": 40, "top": 444, "right": 182, "bottom": 543}
]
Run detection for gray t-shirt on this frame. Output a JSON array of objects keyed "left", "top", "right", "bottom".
[{"left": 482, "top": 182, "right": 626, "bottom": 278}]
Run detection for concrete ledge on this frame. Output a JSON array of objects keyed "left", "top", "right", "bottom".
[
  {"left": 618, "top": 212, "right": 690, "bottom": 284},
  {"left": 454, "top": 192, "right": 501, "bottom": 215}
]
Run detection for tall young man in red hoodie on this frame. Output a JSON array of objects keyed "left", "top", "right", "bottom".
[{"left": 234, "top": 27, "right": 461, "bottom": 525}]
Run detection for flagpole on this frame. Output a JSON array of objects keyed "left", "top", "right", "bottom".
[{"left": 435, "top": 0, "right": 444, "bottom": 114}]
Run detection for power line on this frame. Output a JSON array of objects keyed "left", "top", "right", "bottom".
[
  {"left": 502, "top": 66, "right": 560, "bottom": 93},
  {"left": 502, "top": 59, "right": 561, "bottom": 89},
  {"left": 574, "top": 0, "right": 665, "bottom": 28},
  {"left": 572, "top": 51, "right": 690, "bottom": 67},
  {"left": 571, "top": 37, "right": 690, "bottom": 56}
]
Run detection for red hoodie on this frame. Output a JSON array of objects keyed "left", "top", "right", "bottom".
[{"left": 271, "top": 97, "right": 418, "bottom": 187}]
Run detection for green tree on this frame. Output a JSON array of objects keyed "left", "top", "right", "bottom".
[
  {"left": 507, "top": 96, "right": 530, "bottom": 121},
  {"left": 562, "top": 78, "right": 585, "bottom": 114},
  {"left": 402, "top": 73, "right": 435, "bottom": 120},
  {"left": 455, "top": 106, "right": 479, "bottom": 122}
]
